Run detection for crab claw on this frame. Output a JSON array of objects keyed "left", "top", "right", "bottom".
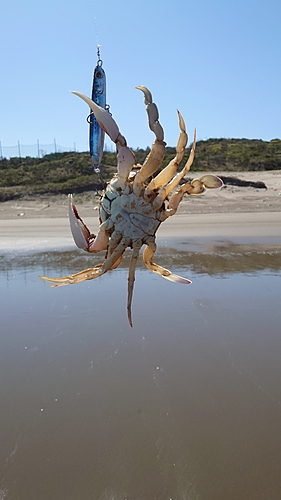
[
  {"left": 72, "top": 91, "right": 135, "bottom": 187},
  {"left": 71, "top": 91, "right": 126, "bottom": 146},
  {"left": 187, "top": 175, "right": 223, "bottom": 197},
  {"left": 68, "top": 194, "right": 93, "bottom": 250},
  {"left": 68, "top": 194, "right": 109, "bottom": 252},
  {"left": 199, "top": 175, "right": 223, "bottom": 189}
]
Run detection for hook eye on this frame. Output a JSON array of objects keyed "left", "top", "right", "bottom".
[{"left": 87, "top": 112, "right": 95, "bottom": 124}]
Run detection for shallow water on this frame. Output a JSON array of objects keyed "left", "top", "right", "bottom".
[{"left": 1, "top": 244, "right": 281, "bottom": 500}]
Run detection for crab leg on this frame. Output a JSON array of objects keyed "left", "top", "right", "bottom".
[
  {"left": 165, "top": 128, "right": 197, "bottom": 192},
  {"left": 40, "top": 237, "right": 130, "bottom": 287},
  {"left": 127, "top": 239, "right": 142, "bottom": 327},
  {"left": 72, "top": 91, "right": 135, "bottom": 187},
  {"left": 152, "top": 129, "right": 197, "bottom": 211},
  {"left": 133, "top": 87, "right": 166, "bottom": 195},
  {"left": 145, "top": 110, "right": 188, "bottom": 195},
  {"left": 105, "top": 230, "right": 124, "bottom": 270},
  {"left": 162, "top": 175, "right": 223, "bottom": 219},
  {"left": 143, "top": 241, "right": 192, "bottom": 284},
  {"left": 39, "top": 266, "right": 102, "bottom": 286}
]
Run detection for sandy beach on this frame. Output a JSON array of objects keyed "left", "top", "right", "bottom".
[{"left": 0, "top": 170, "right": 280, "bottom": 252}]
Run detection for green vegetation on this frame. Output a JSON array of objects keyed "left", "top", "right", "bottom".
[
  {"left": 193, "top": 138, "right": 281, "bottom": 172},
  {"left": 0, "top": 138, "right": 280, "bottom": 201}
]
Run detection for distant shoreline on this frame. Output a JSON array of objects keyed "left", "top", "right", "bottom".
[{"left": 1, "top": 170, "right": 281, "bottom": 219}]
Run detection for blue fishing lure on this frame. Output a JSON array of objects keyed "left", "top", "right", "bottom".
[{"left": 89, "top": 49, "right": 107, "bottom": 173}]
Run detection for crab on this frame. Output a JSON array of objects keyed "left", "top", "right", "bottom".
[{"left": 40, "top": 86, "right": 223, "bottom": 326}]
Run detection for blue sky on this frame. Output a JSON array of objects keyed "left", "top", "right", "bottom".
[{"left": 1, "top": 0, "right": 280, "bottom": 154}]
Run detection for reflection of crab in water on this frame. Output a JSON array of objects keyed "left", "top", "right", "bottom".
[{"left": 40, "top": 86, "right": 223, "bottom": 326}]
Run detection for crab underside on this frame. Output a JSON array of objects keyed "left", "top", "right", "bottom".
[{"left": 40, "top": 86, "right": 223, "bottom": 326}]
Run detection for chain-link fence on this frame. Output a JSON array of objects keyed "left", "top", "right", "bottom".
[{"left": 0, "top": 140, "right": 76, "bottom": 159}]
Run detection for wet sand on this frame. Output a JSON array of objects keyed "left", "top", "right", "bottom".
[
  {"left": 0, "top": 211, "right": 281, "bottom": 255},
  {"left": 1, "top": 250, "right": 281, "bottom": 500}
]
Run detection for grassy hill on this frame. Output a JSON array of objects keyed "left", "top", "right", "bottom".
[{"left": 0, "top": 138, "right": 280, "bottom": 201}]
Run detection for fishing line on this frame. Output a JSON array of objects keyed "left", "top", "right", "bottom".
[
  {"left": 88, "top": 0, "right": 107, "bottom": 189},
  {"left": 93, "top": 0, "right": 100, "bottom": 54}
]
